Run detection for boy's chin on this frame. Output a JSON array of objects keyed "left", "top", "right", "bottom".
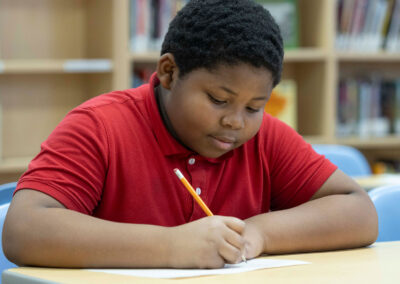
[{"left": 197, "top": 148, "right": 230, "bottom": 159}]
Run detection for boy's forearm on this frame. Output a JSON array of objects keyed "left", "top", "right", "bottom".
[
  {"left": 5, "top": 207, "right": 173, "bottom": 268},
  {"left": 246, "top": 192, "right": 378, "bottom": 255}
]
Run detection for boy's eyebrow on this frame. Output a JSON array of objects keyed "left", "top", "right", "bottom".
[
  {"left": 219, "top": 86, "right": 268, "bottom": 101},
  {"left": 219, "top": 86, "right": 238, "bottom": 96}
]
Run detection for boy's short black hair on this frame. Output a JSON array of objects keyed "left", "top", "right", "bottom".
[{"left": 161, "top": 0, "right": 284, "bottom": 87}]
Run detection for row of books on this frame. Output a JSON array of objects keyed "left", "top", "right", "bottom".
[
  {"left": 336, "top": 0, "right": 400, "bottom": 52},
  {"left": 129, "top": 0, "right": 299, "bottom": 52},
  {"left": 337, "top": 77, "right": 400, "bottom": 138},
  {"left": 130, "top": 0, "right": 189, "bottom": 52}
]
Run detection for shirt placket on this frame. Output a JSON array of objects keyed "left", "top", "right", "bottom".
[{"left": 186, "top": 155, "right": 209, "bottom": 221}]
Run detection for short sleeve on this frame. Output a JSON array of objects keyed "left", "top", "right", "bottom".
[
  {"left": 260, "top": 115, "right": 337, "bottom": 210},
  {"left": 16, "top": 107, "right": 109, "bottom": 215}
]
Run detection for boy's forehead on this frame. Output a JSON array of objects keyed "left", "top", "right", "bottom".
[
  {"left": 183, "top": 65, "right": 273, "bottom": 93},
  {"left": 200, "top": 65, "right": 272, "bottom": 84}
]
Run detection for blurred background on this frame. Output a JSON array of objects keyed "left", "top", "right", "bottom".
[{"left": 1, "top": 0, "right": 400, "bottom": 184}]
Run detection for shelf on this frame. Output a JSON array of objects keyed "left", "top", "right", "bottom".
[
  {"left": 0, "top": 59, "right": 113, "bottom": 74},
  {"left": 0, "top": 157, "right": 32, "bottom": 173},
  {"left": 284, "top": 48, "right": 328, "bottom": 62},
  {"left": 336, "top": 52, "right": 400, "bottom": 62},
  {"left": 130, "top": 48, "right": 328, "bottom": 64},
  {"left": 130, "top": 52, "right": 159, "bottom": 63},
  {"left": 303, "top": 135, "right": 330, "bottom": 144},
  {"left": 335, "top": 136, "right": 400, "bottom": 148}
]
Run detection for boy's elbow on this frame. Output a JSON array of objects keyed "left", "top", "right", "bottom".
[
  {"left": 3, "top": 229, "right": 22, "bottom": 266},
  {"left": 2, "top": 217, "right": 33, "bottom": 266},
  {"left": 368, "top": 211, "right": 379, "bottom": 245},
  {"left": 360, "top": 194, "right": 379, "bottom": 246},
  {"left": 362, "top": 218, "right": 379, "bottom": 247}
]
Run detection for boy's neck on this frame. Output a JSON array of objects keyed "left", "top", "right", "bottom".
[{"left": 154, "top": 85, "right": 187, "bottom": 148}]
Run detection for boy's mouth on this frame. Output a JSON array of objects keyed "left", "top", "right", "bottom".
[{"left": 209, "top": 135, "right": 237, "bottom": 151}]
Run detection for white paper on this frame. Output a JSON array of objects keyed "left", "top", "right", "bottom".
[{"left": 87, "top": 258, "right": 309, "bottom": 279}]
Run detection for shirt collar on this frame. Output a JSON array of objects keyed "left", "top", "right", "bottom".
[{"left": 145, "top": 72, "right": 233, "bottom": 163}]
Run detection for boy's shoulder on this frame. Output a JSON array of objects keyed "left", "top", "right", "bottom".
[
  {"left": 77, "top": 84, "right": 150, "bottom": 112},
  {"left": 256, "top": 112, "right": 304, "bottom": 153},
  {"left": 259, "top": 113, "right": 294, "bottom": 136}
]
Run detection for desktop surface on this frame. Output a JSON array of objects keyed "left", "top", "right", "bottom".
[{"left": 3, "top": 241, "right": 400, "bottom": 284}]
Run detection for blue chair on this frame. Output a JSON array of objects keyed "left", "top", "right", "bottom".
[
  {"left": 312, "top": 144, "right": 371, "bottom": 177},
  {"left": 368, "top": 185, "right": 400, "bottom": 242},
  {"left": 0, "top": 183, "right": 16, "bottom": 205},
  {"left": 0, "top": 203, "right": 16, "bottom": 280}
]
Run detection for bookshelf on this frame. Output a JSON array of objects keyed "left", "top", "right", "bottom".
[
  {"left": 1, "top": 0, "right": 400, "bottom": 183},
  {"left": 0, "top": 0, "right": 118, "bottom": 182}
]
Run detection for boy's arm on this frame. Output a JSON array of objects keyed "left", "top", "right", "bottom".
[
  {"left": 243, "top": 169, "right": 378, "bottom": 258},
  {"left": 3, "top": 189, "right": 246, "bottom": 268}
]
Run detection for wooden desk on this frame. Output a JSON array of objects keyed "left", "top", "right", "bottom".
[{"left": 3, "top": 241, "right": 400, "bottom": 284}]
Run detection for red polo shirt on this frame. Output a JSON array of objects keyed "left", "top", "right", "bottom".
[{"left": 16, "top": 73, "right": 337, "bottom": 226}]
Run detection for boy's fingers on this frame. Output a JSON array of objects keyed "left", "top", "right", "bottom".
[
  {"left": 218, "top": 241, "right": 243, "bottom": 264},
  {"left": 224, "top": 229, "right": 245, "bottom": 251},
  {"left": 223, "top": 217, "right": 246, "bottom": 234}
]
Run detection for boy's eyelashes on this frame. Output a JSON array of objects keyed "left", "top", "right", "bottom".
[
  {"left": 206, "top": 93, "right": 261, "bottom": 113},
  {"left": 207, "top": 93, "right": 227, "bottom": 105},
  {"left": 246, "top": 106, "right": 261, "bottom": 113}
]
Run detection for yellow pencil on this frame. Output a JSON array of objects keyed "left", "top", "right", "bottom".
[
  {"left": 174, "top": 168, "right": 213, "bottom": 216},
  {"left": 173, "top": 168, "right": 247, "bottom": 263}
]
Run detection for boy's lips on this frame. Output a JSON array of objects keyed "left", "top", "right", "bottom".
[
  {"left": 213, "top": 135, "right": 236, "bottom": 143},
  {"left": 209, "top": 135, "right": 237, "bottom": 150}
]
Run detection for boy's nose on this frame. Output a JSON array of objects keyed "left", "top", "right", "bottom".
[{"left": 221, "top": 112, "right": 245, "bottom": 130}]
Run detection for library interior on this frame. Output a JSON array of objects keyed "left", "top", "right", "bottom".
[{"left": 0, "top": 0, "right": 400, "bottom": 283}]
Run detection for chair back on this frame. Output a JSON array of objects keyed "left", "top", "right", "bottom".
[
  {"left": 0, "top": 183, "right": 16, "bottom": 205},
  {"left": 0, "top": 203, "right": 16, "bottom": 279},
  {"left": 312, "top": 144, "right": 371, "bottom": 177},
  {"left": 369, "top": 185, "right": 400, "bottom": 242}
]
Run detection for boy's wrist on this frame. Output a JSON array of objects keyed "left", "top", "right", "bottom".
[
  {"left": 243, "top": 217, "right": 267, "bottom": 258},
  {"left": 163, "top": 226, "right": 178, "bottom": 268}
]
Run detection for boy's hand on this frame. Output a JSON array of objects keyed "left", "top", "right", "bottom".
[
  {"left": 167, "top": 216, "right": 246, "bottom": 268},
  {"left": 243, "top": 220, "right": 265, "bottom": 259}
]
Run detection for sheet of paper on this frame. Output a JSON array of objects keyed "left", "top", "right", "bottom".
[{"left": 87, "top": 258, "right": 309, "bottom": 279}]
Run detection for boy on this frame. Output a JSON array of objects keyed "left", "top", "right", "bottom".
[{"left": 3, "top": 0, "right": 377, "bottom": 269}]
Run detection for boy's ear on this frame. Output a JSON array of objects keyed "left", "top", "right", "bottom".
[{"left": 156, "top": 53, "right": 178, "bottom": 90}]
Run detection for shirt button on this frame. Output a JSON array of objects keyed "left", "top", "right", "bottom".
[
  {"left": 188, "top": 158, "right": 196, "bottom": 165},
  {"left": 196, "top": 187, "right": 202, "bottom": 195}
]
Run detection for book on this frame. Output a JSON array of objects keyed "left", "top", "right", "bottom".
[
  {"left": 256, "top": 0, "right": 299, "bottom": 49},
  {"left": 264, "top": 80, "right": 297, "bottom": 130},
  {"left": 130, "top": 0, "right": 189, "bottom": 53},
  {"left": 336, "top": 0, "right": 398, "bottom": 51},
  {"left": 130, "top": 0, "right": 150, "bottom": 52},
  {"left": 347, "top": 79, "right": 360, "bottom": 135},
  {"left": 385, "top": 0, "right": 400, "bottom": 51},
  {"left": 336, "top": 0, "right": 357, "bottom": 50},
  {"left": 337, "top": 79, "right": 353, "bottom": 136},
  {"left": 380, "top": 80, "right": 396, "bottom": 133},
  {"left": 394, "top": 79, "right": 400, "bottom": 134},
  {"left": 335, "top": 77, "right": 400, "bottom": 138}
]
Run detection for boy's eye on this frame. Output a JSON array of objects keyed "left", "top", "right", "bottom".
[
  {"left": 207, "top": 93, "right": 227, "bottom": 105},
  {"left": 246, "top": 107, "right": 261, "bottom": 113}
]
